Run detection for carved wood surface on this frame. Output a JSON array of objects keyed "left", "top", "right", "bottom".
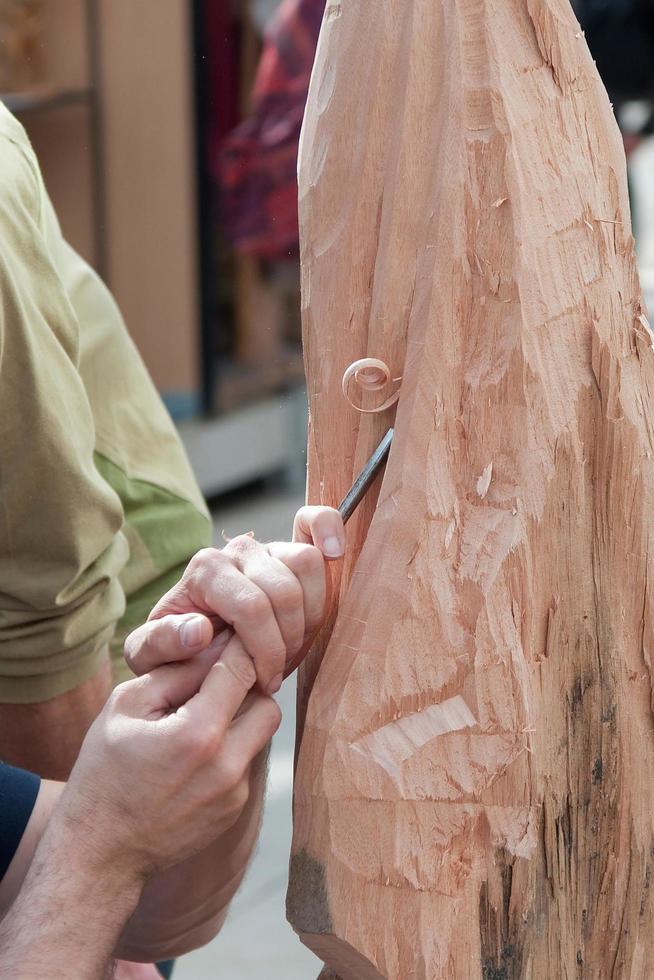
[{"left": 287, "top": 1, "right": 654, "bottom": 977}]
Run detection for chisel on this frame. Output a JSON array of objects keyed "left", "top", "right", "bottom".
[{"left": 337, "top": 428, "right": 394, "bottom": 524}]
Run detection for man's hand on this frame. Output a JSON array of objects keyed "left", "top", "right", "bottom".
[
  {"left": 126, "top": 506, "right": 345, "bottom": 695},
  {"left": 0, "top": 632, "right": 280, "bottom": 979},
  {"left": 63, "top": 634, "right": 280, "bottom": 882}
]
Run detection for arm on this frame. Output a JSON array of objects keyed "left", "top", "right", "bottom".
[
  {"left": 115, "top": 506, "right": 345, "bottom": 958},
  {"left": 117, "top": 749, "right": 268, "bottom": 960},
  {"left": 0, "top": 508, "right": 344, "bottom": 963},
  {"left": 0, "top": 813, "right": 143, "bottom": 980},
  {"left": 0, "top": 134, "right": 127, "bottom": 778},
  {"left": 0, "top": 776, "right": 62, "bottom": 917},
  {"left": 0, "top": 711, "right": 267, "bottom": 964},
  {"left": 0, "top": 719, "right": 268, "bottom": 965},
  {"left": 0, "top": 635, "right": 280, "bottom": 979},
  {"left": 0, "top": 657, "right": 112, "bottom": 780},
  {"left": 0, "top": 767, "right": 141, "bottom": 980}
]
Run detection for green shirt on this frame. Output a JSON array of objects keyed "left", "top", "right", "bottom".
[{"left": 0, "top": 103, "right": 211, "bottom": 703}]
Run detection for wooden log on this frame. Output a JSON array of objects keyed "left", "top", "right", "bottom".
[{"left": 287, "top": 0, "right": 654, "bottom": 977}]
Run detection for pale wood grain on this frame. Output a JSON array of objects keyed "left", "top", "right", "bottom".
[{"left": 287, "top": 0, "right": 654, "bottom": 976}]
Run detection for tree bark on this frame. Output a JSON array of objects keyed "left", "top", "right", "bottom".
[{"left": 287, "top": 0, "right": 654, "bottom": 977}]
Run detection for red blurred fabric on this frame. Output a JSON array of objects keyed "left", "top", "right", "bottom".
[
  {"left": 204, "top": 1, "right": 240, "bottom": 164},
  {"left": 217, "top": 0, "right": 325, "bottom": 259}
]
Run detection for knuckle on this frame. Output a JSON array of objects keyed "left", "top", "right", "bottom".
[
  {"left": 293, "top": 544, "right": 324, "bottom": 577},
  {"left": 159, "top": 613, "right": 181, "bottom": 631},
  {"left": 106, "top": 680, "right": 133, "bottom": 714},
  {"left": 188, "top": 546, "right": 213, "bottom": 568},
  {"left": 237, "top": 589, "right": 270, "bottom": 623},
  {"left": 221, "top": 754, "right": 247, "bottom": 790},
  {"left": 269, "top": 577, "right": 303, "bottom": 613},
  {"left": 264, "top": 638, "right": 287, "bottom": 664},
  {"left": 184, "top": 720, "right": 222, "bottom": 761},
  {"left": 224, "top": 534, "right": 256, "bottom": 559},
  {"left": 202, "top": 718, "right": 223, "bottom": 749},
  {"left": 221, "top": 655, "right": 257, "bottom": 691},
  {"left": 188, "top": 547, "right": 223, "bottom": 574},
  {"left": 136, "top": 617, "right": 174, "bottom": 652}
]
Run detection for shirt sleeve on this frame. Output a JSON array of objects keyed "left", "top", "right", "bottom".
[
  {"left": 0, "top": 762, "right": 40, "bottom": 879},
  {"left": 0, "top": 134, "right": 129, "bottom": 704}
]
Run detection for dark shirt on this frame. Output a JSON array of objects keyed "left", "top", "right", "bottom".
[{"left": 0, "top": 762, "right": 40, "bottom": 879}]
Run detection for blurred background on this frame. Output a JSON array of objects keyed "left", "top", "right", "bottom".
[{"left": 0, "top": 1, "right": 652, "bottom": 977}]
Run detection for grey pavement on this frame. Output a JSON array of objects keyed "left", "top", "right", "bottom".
[{"left": 174, "top": 485, "right": 322, "bottom": 980}]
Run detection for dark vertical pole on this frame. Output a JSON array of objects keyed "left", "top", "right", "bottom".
[
  {"left": 85, "top": 0, "right": 108, "bottom": 280},
  {"left": 190, "top": 0, "right": 216, "bottom": 416}
]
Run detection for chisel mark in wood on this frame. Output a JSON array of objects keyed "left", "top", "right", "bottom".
[
  {"left": 326, "top": 2, "right": 342, "bottom": 19},
  {"left": 477, "top": 462, "right": 493, "bottom": 499},
  {"left": 351, "top": 695, "right": 478, "bottom": 777}
]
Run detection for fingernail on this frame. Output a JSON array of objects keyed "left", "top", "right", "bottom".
[
  {"left": 322, "top": 535, "right": 344, "bottom": 558},
  {"left": 181, "top": 617, "right": 205, "bottom": 648},
  {"left": 267, "top": 672, "right": 283, "bottom": 695}
]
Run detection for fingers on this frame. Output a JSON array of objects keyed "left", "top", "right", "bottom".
[
  {"left": 181, "top": 634, "right": 261, "bottom": 736},
  {"left": 222, "top": 692, "right": 282, "bottom": 767},
  {"left": 144, "top": 508, "right": 345, "bottom": 695},
  {"left": 124, "top": 613, "right": 214, "bottom": 675},
  {"left": 266, "top": 541, "right": 329, "bottom": 641},
  {"left": 152, "top": 548, "right": 288, "bottom": 695},
  {"left": 114, "top": 634, "right": 231, "bottom": 718},
  {"left": 167, "top": 635, "right": 280, "bottom": 778},
  {"left": 199, "top": 551, "right": 287, "bottom": 694},
  {"left": 223, "top": 535, "right": 305, "bottom": 680},
  {"left": 293, "top": 506, "right": 345, "bottom": 559}
]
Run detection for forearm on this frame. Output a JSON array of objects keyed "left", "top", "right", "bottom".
[
  {"left": 0, "top": 778, "right": 63, "bottom": 917},
  {"left": 0, "top": 654, "right": 112, "bottom": 779},
  {"left": 118, "top": 749, "right": 269, "bottom": 961},
  {"left": 0, "top": 797, "right": 143, "bottom": 980}
]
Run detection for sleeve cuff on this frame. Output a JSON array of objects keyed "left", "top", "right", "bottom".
[
  {"left": 0, "top": 763, "right": 41, "bottom": 879},
  {"left": 0, "top": 629, "right": 113, "bottom": 704}
]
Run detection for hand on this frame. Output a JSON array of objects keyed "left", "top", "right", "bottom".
[
  {"left": 59, "top": 632, "right": 280, "bottom": 883},
  {"left": 126, "top": 506, "right": 345, "bottom": 695}
]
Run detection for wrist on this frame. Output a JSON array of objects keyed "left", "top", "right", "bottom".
[
  {"left": 50, "top": 811, "right": 145, "bottom": 905},
  {"left": 56, "top": 769, "right": 155, "bottom": 882},
  {"left": 0, "top": 805, "right": 144, "bottom": 980},
  {"left": 51, "top": 786, "right": 148, "bottom": 906}
]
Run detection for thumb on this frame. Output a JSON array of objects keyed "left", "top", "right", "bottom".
[
  {"left": 129, "top": 632, "right": 232, "bottom": 717},
  {"left": 125, "top": 612, "right": 215, "bottom": 676},
  {"left": 292, "top": 506, "right": 345, "bottom": 559}
]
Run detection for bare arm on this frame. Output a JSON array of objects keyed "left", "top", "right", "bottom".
[
  {"left": 0, "top": 808, "right": 143, "bottom": 980},
  {"left": 0, "top": 636, "right": 280, "bottom": 979},
  {"left": 114, "top": 507, "right": 345, "bottom": 958},
  {"left": 0, "top": 508, "right": 344, "bottom": 964},
  {"left": 0, "top": 656, "right": 112, "bottom": 781},
  {"left": 0, "top": 752, "right": 268, "bottom": 963},
  {"left": 118, "top": 750, "right": 268, "bottom": 961},
  {"left": 0, "top": 779, "right": 63, "bottom": 916}
]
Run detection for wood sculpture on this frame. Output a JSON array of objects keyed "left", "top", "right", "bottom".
[{"left": 286, "top": 0, "right": 654, "bottom": 977}]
